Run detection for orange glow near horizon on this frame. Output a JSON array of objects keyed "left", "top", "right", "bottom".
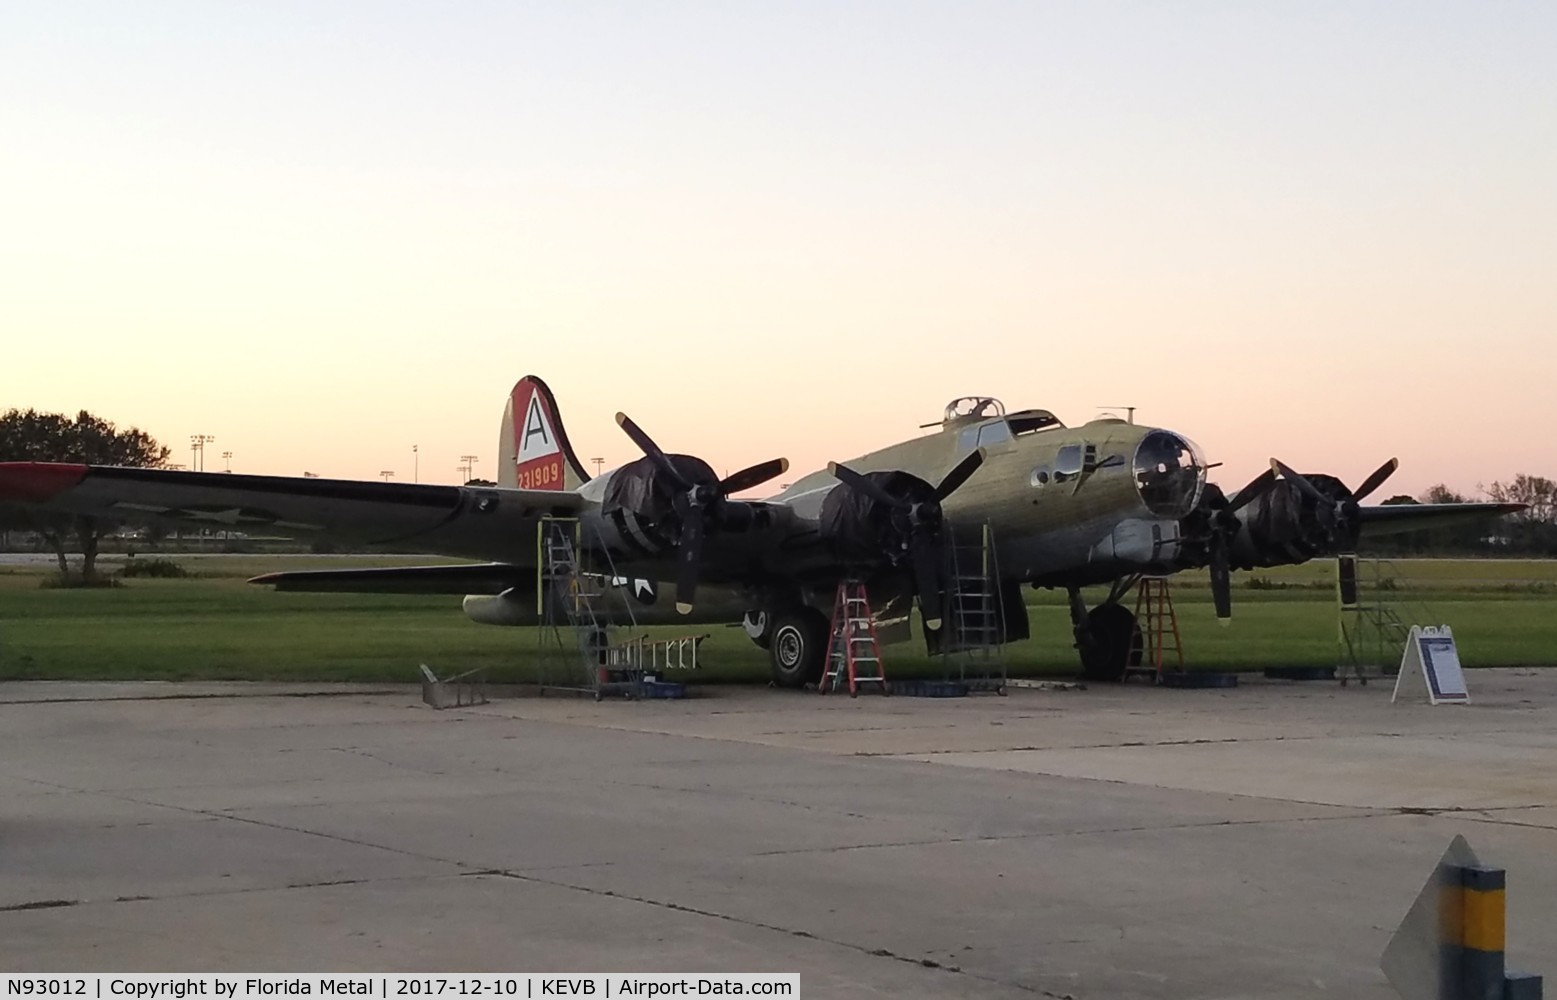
[{"left": 3, "top": 3, "right": 1554, "bottom": 501}]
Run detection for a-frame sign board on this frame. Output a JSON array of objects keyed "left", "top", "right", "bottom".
[{"left": 1391, "top": 625, "right": 1470, "bottom": 705}]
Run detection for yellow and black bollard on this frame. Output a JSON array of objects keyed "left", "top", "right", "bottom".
[
  {"left": 1439, "top": 864, "right": 1505, "bottom": 999},
  {"left": 1382, "top": 836, "right": 1543, "bottom": 1000}
]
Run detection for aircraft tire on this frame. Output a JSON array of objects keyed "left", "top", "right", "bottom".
[
  {"left": 769, "top": 608, "right": 829, "bottom": 688},
  {"left": 1080, "top": 603, "right": 1140, "bottom": 683}
]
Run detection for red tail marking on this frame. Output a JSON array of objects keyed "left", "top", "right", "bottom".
[
  {"left": 511, "top": 379, "right": 565, "bottom": 491},
  {"left": 0, "top": 462, "right": 89, "bottom": 502}
]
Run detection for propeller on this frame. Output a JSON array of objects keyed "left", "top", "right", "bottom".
[
  {"left": 826, "top": 448, "right": 986, "bottom": 630},
  {"left": 1213, "top": 455, "right": 1403, "bottom": 574},
  {"left": 1269, "top": 458, "right": 1332, "bottom": 506},
  {"left": 613, "top": 412, "right": 788, "bottom": 614},
  {"left": 1350, "top": 457, "right": 1400, "bottom": 502},
  {"left": 1270, "top": 457, "right": 1398, "bottom": 506},
  {"left": 1204, "top": 467, "right": 1280, "bottom": 622},
  {"left": 719, "top": 458, "right": 789, "bottom": 495}
]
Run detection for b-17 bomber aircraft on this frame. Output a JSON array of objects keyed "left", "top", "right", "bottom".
[{"left": 0, "top": 376, "right": 1523, "bottom": 685}]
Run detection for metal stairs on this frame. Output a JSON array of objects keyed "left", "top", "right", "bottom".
[
  {"left": 535, "top": 517, "right": 642, "bottom": 699},
  {"left": 1336, "top": 553, "right": 1413, "bottom": 686},
  {"left": 938, "top": 522, "right": 1008, "bottom": 694}
]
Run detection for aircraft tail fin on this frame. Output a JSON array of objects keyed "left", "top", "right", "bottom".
[{"left": 499, "top": 376, "right": 590, "bottom": 491}]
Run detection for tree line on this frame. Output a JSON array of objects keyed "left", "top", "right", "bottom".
[
  {"left": 1365, "top": 476, "right": 1557, "bottom": 556},
  {"left": 0, "top": 408, "right": 168, "bottom": 580}
]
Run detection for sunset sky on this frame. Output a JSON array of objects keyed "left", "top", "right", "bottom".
[{"left": 3, "top": 2, "right": 1553, "bottom": 497}]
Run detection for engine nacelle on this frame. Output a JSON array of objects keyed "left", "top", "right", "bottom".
[
  {"left": 818, "top": 469, "right": 938, "bottom": 563},
  {"left": 1230, "top": 475, "right": 1358, "bottom": 568}
]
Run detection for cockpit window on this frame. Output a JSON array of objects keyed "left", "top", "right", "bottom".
[
  {"left": 1133, "top": 431, "right": 1205, "bottom": 517},
  {"left": 960, "top": 419, "right": 1012, "bottom": 454},
  {"left": 1008, "top": 411, "right": 1062, "bottom": 435},
  {"left": 976, "top": 421, "right": 1011, "bottom": 448}
]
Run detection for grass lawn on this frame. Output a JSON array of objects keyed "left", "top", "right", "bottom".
[{"left": 0, "top": 556, "right": 1553, "bottom": 683}]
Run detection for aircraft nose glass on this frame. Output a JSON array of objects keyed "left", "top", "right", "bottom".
[{"left": 1133, "top": 431, "right": 1205, "bottom": 517}]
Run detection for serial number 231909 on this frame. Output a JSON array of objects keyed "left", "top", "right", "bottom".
[{"left": 517, "top": 463, "right": 561, "bottom": 489}]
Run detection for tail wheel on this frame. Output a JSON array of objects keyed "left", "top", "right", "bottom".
[
  {"left": 769, "top": 608, "right": 829, "bottom": 688},
  {"left": 1079, "top": 603, "right": 1140, "bottom": 683}
]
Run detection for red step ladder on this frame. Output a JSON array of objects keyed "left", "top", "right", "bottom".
[
  {"left": 1128, "top": 576, "right": 1183, "bottom": 682},
  {"left": 820, "top": 580, "right": 889, "bottom": 696}
]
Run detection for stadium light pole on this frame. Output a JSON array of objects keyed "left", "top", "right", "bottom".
[
  {"left": 190, "top": 434, "right": 216, "bottom": 471},
  {"left": 221, "top": 450, "right": 232, "bottom": 472},
  {"left": 460, "top": 454, "right": 479, "bottom": 484},
  {"left": 380, "top": 470, "right": 395, "bottom": 482},
  {"left": 591, "top": 457, "right": 604, "bottom": 477},
  {"left": 412, "top": 445, "right": 419, "bottom": 483}
]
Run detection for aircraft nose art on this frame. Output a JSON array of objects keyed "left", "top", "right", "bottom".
[{"left": 0, "top": 462, "right": 89, "bottom": 502}]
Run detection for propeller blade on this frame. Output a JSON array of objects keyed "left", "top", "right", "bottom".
[
  {"left": 932, "top": 447, "right": 986, "bottom": 502},
  {"left": 674, "top": 503, "right": 705, "bottom": 614},
  {"left": 827, "top": 461, "right": 906, "bottom": 508},
  {"left": 1351, "top": 457, "right": 1399, "bottom": 502},
  {"left": 910, "top": 537, "right": 944, "bottom": 630},
  {"left": 718, "top": 457, "right": 789, "bottom": 496},
  {"left": 1208, "top": 534, "right": 1232, "bottom": 623},
  {"left": 1269, "top": 458, "right": 1330, "bottom": 505},
  {"left": 615, "top": 412, "right": 692, "bottom": 490},
  {"left": 1226, "top": 468, "right": 1278, "bottom": 514}
]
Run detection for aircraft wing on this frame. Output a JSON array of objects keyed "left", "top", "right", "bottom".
[
  {"left": 0, "top": 462, "right": 584, "bottom": 564},
  {"left": 1357, "top": 502, "right": 1526, "bottom": 538}
]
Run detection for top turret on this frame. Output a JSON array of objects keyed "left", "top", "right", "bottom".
[
  {"left": 937, "top": 397, "right": 1006, "bottom": 430},
  {"left": 929, "top": 397, "right": 1063, "bottom": 436}
]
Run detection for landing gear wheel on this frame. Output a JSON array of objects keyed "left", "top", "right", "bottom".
[
  {"left": 769, "top": 608, "right": 829, "bottom": 689},
  {"left": 1079, "top": 603, "right": 1141, "bottom": 683}
]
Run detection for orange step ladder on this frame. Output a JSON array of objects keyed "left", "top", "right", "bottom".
[
  {"left": 820, "top": 580, "right": 889, "bottom": 696},
  {"left": 1128, "top": 576, "right": 1183, "bottom": 682}
]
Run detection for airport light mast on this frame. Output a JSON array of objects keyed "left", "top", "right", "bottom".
[{"left": 190, "top": 434, "right": 216, "bottom": 471}]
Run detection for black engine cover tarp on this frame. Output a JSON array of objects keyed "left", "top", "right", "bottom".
[
  {"left": 818, "top": 470, "right": 935, "bottom": 559},
  {"left": 602, "top": 454, "right": 718, "bottom": 520},
  {"left": 1236, "top": 474, "right": 1357, "bottom": 566}
]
